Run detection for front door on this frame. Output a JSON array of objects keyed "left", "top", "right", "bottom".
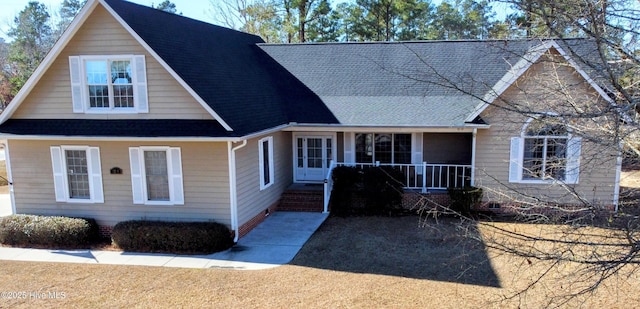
[{"left": 296, "top": 136, "right": 333, "bottom": 182}]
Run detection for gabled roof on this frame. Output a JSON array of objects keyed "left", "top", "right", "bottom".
[
  {"left": 260, "top": 40, "right": 534, "bottom": 127},
  {"left": 465, "top": 39, "right": 615, "bottom": 122},
  {"left": 101, "top": 0, "right": 336, "bottom": 134},
  {"left": 260, "top": 39, "right": 611, "bottom": 127},
  {"left": 0, "top": 0, "right": 337, "bottom": 138},
  {"left": 0, "top": 0, "right": 612, "bottom": 138}
]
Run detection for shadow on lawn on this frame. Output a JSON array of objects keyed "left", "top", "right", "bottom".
[{"left": 290, "top": 215, "right": 500, "bottom": 288}]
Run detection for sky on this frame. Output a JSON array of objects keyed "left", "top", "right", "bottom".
[
  {"left": 0, "top": 0, "right": 510, "bottom": 42},
  {"left": 0, "top": 0, "right": 217, "bottom": 42}
]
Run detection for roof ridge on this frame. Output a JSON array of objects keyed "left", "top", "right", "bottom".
[
  {"left": 258, "top": 37, "right": 594, "bottom": 47},
  {"left": 103, "top": 0, "right": 263, "bottom": 41}
]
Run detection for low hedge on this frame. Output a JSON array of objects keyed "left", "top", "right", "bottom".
[
  {"left": 111, "top": 220, "right": 233, "bottom": 254},
  {"left": 0, "top": 215, "right": 99, "bottom": 247},
  {"left": 330, "top": 165, "right": 405, "bottom": 216}
]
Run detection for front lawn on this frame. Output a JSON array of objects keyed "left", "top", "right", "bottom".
[{"left": 0, "top": 215, "right": 638, "bottom": 308}]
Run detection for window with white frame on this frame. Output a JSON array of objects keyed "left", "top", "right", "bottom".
[
  {"left": 65, "top": 150, "right": 90, "bottom": 198},
  {"left": 69, "top": 55, "right": 148, "bottom": 114},
  {"left": 355, "top": 133, "right": 412, "bottom": 164},
  {"left": 509, "top": 116, "right": 581, "bottom": 184},
  {"left": 144, "top": 151, "right": 170, "bottom": 201},
  {"left": 50, "top": 146, "right": 103, "bottom": 203},
  {"left": 129, "top": 147, "right": 184, "bottom": 205},
  {"left": 259, "top": 137, "right": 274, "bottom": 190}
]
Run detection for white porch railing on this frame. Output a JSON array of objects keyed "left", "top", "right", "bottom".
[
  {"left": 322, "top": 162, "right": 473, "bottom": 212},
  {"left": 322, "top": 160, "right": 337, "bottom": 213}
]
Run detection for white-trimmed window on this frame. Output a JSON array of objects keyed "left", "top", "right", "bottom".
[
  {"left": 129, "top": 147, "right": 184, "bottom": 205},
  {"left": 509, "top": 117, "right": 581, "bottom": 184},
  {"left": 259, "top": 137, "right": 274, "bottom": 190},
  {"left": 50, "top": 146, "right": 104, "bottom": 203},
  {"left": 69, "top": 55, "right": 148, "bottom": 114}
]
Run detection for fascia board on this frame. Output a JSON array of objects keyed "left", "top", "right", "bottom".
[{"left": 464, "top": 41, "right": 552, "bottom": 122}]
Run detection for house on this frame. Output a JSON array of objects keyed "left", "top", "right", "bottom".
[{"left": 0, "top": 0, "right": 621, "bottom": 240}]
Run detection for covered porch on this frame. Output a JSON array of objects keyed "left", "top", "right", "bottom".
[
  {"left": 288, "top": 129, "right": 479, "bottom": 212},
  {"left": 331, "top": 161, "right": 473, "bottom": 191}
]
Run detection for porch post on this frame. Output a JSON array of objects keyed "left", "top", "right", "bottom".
[
  {"left": 471, "top": 128, "right": 477, "bottom": 186},
  {"left": 422, "top": 161, "right": 427, "bottom": 193}
]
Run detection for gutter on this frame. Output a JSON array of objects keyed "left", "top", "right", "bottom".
[
  {"left": 613, "top": 141, "right": 623, "bottom": 212},
  {"left": 285, "top": 123, "right": 491, "bottom": 130},
  {"left": 0, "top": 134, "right": 245, "bottom": 143},
  {"left": 471, "top": 128, "right": 477, "bottom": 186},
  {"left": 0, "top": 122, "right": 491, "bottom": 142},
  {"left": 228, "top": 140, "right": 247, "bottom": 243},
  {"left": 0, "top": 124, "right": 290, "bottom": 143}
]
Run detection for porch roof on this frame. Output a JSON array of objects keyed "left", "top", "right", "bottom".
[{"left": 321, "top": 96, "right": 481, "bottom": 127}]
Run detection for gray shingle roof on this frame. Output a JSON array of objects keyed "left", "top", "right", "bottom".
[
  {"left": 260, "top": 39, "right": 603, "bottom": 127},
  {"left": 321, "top": 96, "right": 479, "bottom": 126},
  {"left": 2, "top": 0, "right": 608, "bottom": 138},
  {"left": 102, "top": 0, "right": 337, "bottom": 135}
]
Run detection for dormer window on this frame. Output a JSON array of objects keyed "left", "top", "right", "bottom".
[{"left": 69, "top": 55, "right": 148, "bottom": 114}]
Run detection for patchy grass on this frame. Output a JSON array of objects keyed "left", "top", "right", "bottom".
[
  {"left": 0, "top": 216, "right": 639, "bottom": 308},
  {"left": 291, "top": 216, "right": 499, "bottom": 286}
]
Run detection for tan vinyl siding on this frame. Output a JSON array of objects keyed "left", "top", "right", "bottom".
[
  {"left": 8, "top": 139, "right": 231, "bottom": 227},
  {"left": 235, "top": 131, "right": 293, "bottom": 226},
  {"left": 12, "top": 5, "right": 213, "bottom": 120},
  {"left": 474, "top": 54, "right": 618, "bottom": 206}
]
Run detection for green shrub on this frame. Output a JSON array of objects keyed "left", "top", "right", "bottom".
[
  {"left": 447, "top": 186, "right": 483, "bottom": 216},
  {"left": 0, "top": 215, "right": 99, "bottom": 247},
  {"left": 111, "top": 220, "right": 233, "bottom": 254},
  {"left": 330, "top": 166, "right": 361, "bottom": 216},
  {"left": 361, "top": 166, "right": 405, "bottom": 214},
  {"left": 330, "top": 165, "right": 405, "bottom": 216}
]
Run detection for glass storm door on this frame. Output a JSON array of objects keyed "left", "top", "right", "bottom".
[{"left": 296, "top": 136, "right": 332, "bottom": 182}]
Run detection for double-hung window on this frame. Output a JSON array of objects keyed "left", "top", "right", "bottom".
[
  {"left": 69, "top": 55, "right": 148, "bottom": 113},
  {"left": 129, "top": 147, "right": 184, "bottom": 205},
  {"left": 50, "top": 146, "right": 104, "bottom": 203},
  {"left": 355, "top": 133, "right": 412, "bottom": 164},
  {"left": 259, "top": 137, "right": 274, "bottom": 190},
  {"left": 509, "top": 117, "right": 581, "bottom": 184}
]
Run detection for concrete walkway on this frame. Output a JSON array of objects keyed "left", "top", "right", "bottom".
[
  {"left": 0, "top": 210, "right": 329, "bottom": 270},
  {"left": 0, "top": 194, "right": 10, "bottom": 217}
]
